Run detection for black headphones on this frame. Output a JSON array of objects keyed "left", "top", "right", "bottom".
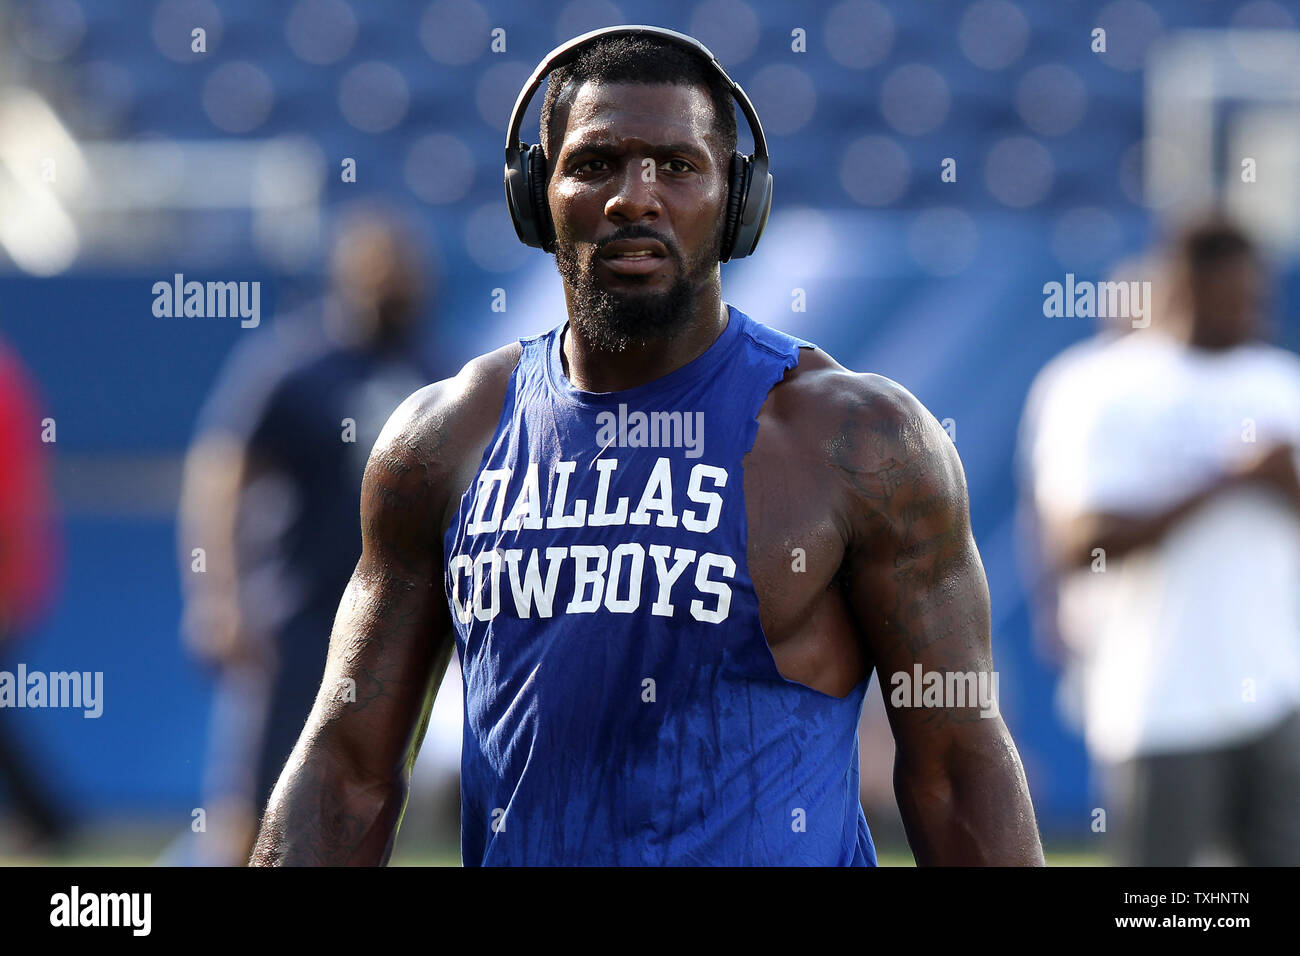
[{"left": 504, "top": 24, "right": 772, "bottom": 263}]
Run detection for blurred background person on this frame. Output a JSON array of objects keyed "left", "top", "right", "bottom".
[
  {"left": 1026, "top": 218, "right": 1300, "bottom": 865},
  {"left": 0, "top": 336, "right": 66, "bottom": 851},
  {"left": 1016, "top": 254, "right": 1167, "bottom": 735},
  {"left": 171, "top": 207, "right": 441, "bottom": 865}
]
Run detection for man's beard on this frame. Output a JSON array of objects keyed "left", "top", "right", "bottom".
[{"left": 554, "top": 222, "right": 721, "bottom": 352}]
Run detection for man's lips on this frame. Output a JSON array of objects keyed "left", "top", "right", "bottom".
[{"left": 597, "top": 238, "right": 669, "bottom": 276}]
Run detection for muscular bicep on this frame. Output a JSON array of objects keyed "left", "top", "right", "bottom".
[
  {"left": 821, "top": 374, "right": 1040, "bottom": 864},
  {"left": 835, "top": 383, "right": 995, "bottom": 748},
  {"left": 848, "top": 496, "right": 994, "bottom": 746}
]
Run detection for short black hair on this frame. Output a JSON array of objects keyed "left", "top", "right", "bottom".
[
  {"left": 538, "top": 33, "right": 739, "bottom": 172},
  {"left": 1174, "top": 217, "right": 1257, "bottom": 272}
]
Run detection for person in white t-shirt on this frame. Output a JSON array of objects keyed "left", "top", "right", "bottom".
[
  {"left": 1016, "top": 256, "right": 1160, "bottom": 736},
  {"left": 1028, "top": 219, "right": 1300, "bottom": 866}
]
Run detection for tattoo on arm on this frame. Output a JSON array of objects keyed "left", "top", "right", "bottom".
[{"left": 833, "top": 380, "right": 1043, "bottom": 864}]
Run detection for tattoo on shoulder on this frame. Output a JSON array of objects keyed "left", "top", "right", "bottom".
[{"left": 830, "top": 389, "right": 983, "bottom": 665}]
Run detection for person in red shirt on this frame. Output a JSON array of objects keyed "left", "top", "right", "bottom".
[{"left": 0, "top": 336, "right": 66, "bottom": 847}]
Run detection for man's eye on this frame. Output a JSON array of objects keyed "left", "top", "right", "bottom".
[
  {"left": 574, "top": 159, "right": 607, "bottom": 173},
  {"left": 663, "top": 159, "right": 692, "bottom": 173}
]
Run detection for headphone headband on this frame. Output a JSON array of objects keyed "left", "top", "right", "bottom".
[{"left": 505, "top": 25, "right": 769, "bottom": 172}]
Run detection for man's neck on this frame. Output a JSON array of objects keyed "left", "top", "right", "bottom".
[
  {"left": 1177, "top": 318, "right": 1249, "bottom": 352},
  {"left": 561, "top": 295, "right": 730, "bottom": 392}
]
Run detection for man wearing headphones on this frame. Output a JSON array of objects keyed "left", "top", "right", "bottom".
[{"left": 251, "top": 26, "right": 1043, "bottom": 867}]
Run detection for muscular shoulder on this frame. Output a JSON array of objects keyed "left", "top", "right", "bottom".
[
  {"left": 764, "top": 348, "right": 968, "bottom": 543},
  {"left": 361, "top": 342, "right": 522, "bottom": 548},
  {"left": 375, "top": 342, "right": 519, "bottom": 463}
]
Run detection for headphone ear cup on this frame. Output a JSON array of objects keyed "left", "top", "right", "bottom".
[
  {"left": 720, "top": 152, "right": 748, "bottom": 263},
  {"left": 527, "top": 147, "right": 555, "bottom": 252},
  {"left": 740, "top": 169, "right": 772, "bottom": 258}
]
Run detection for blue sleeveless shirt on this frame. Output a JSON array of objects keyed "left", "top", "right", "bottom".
[{"left": 443, "top": 305, "right": 876, "bottom": 866}]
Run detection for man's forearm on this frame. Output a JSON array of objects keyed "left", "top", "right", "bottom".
[
  {"left": 250, "top": 738, "right": 406, "bottom": 866},
  {"left": 895, "top": 720, "right": 1045, "bottom": 866},
  {"left": 1060, "top": 494, "right": 1206, "bottom": 569}
]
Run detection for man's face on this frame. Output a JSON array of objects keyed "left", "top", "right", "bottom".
[
  {"left": 332, "top": 222, "right": 425, "bottom": 345},
  {"left": 1189, "top": 253, "right": 1264, "bottom": 348},
  {"left": 547, "top": 80, "right": 728, "bottom": 351}
]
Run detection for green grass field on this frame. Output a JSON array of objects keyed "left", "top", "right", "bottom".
[
  {"left": 0, "top": 817, "right": 1104, "bottom": 866},
  {"left": 2, "top": 843, "right": 1105, "bottom": 866}
]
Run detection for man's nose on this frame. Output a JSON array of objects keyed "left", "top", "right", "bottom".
[{"left": 604, "top": 160, "right": 661, "bottom": 223}]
